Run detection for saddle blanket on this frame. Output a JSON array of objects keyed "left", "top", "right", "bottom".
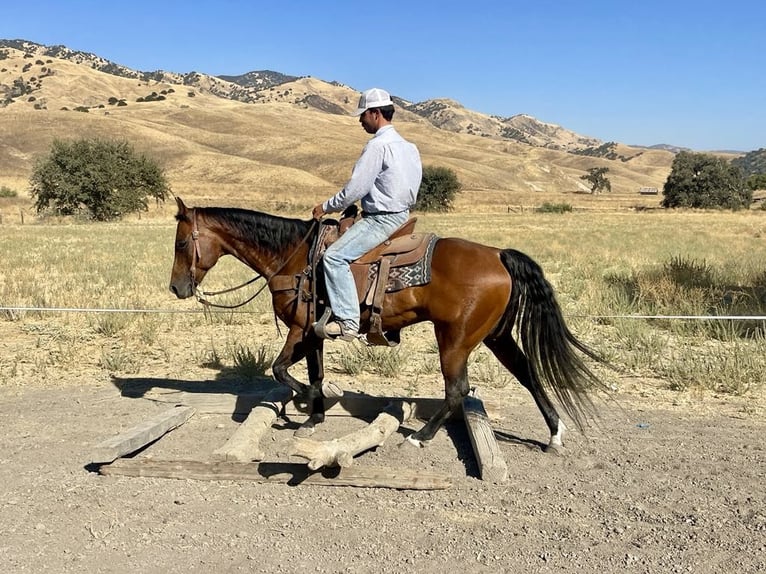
[{"left": 383, "top": 234, "right": 439, "bottom": 292}]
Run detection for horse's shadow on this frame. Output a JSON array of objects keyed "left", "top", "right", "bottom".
[
  {"left": 493, "top": 429, "right": 547, "bottom": 452},
  {"left": 111, "top": 367, "right": 279, "bottom": 423}
]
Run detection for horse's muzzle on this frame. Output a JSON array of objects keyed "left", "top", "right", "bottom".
[{"left": 169, "top": 282, "right": 193, "bottom": 299}]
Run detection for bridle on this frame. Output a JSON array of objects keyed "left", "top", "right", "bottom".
[
  {"left": 188, "top": 207, "right": 318, "bottom": 310},
  {"left": 187, "top": 208, "right": 260, "bottom": 309}
]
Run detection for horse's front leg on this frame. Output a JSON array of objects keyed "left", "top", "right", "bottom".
[{"left": 270, "top": 327, "right": 328, "bottom": 436}]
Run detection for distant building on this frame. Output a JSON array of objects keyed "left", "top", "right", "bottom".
[{"left": 639, "top": 187, "right": 659, "bottom": 195}]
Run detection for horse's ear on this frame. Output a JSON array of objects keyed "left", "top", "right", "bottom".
[{"left": 175, "top": 197, "right": 190, "bottom": 221}]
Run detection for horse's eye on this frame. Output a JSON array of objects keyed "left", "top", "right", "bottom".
[{"left": 176, "top": 240, "right": 188, "bottom": 251}]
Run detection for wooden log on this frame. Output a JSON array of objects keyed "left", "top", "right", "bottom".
[
  {"left": 290, "top": 401, "right": 414, "bottom": 470},
  {"left": 462, "top": 389, "right": 508, "bottom": 483},
  {"left": 90, "top": 406, "right": 196, "bottom": 464},
  {"left": 212, "top": 386, "right": 294, "bottom": 462},
  {"left": 99, "top": 458, "right": 451, "bottom": 490}
]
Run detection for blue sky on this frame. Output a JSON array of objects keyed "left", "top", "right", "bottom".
[{"left": 3, "top": 0, "right": 764, "bottom": 151}]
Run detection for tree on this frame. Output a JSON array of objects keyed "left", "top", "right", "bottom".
[
  {"left": 661, "top": 151, "right": 751, "bottom": 210},
  {"left": 746, "top": 173, "right": 766, "bottom": 191},
  {"left": 580, "top": 167, "right": 612, "bottom": 194},
  {"left": 414, "top": 165, "right": 461, "bottom": 212},
  {"left": 30, "top": 138, "right": 170, "bottom": 221},
  {"left": 731, "top": 147, "right": 766, "bottom": 177}
]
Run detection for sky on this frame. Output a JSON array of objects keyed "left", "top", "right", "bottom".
[{"left": 3, "top": 0, "right": 764, "bottom": 151}]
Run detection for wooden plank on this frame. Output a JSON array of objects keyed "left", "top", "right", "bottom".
[
  {"left": 142, "top": 388, "right": 473, "bottom": 421},
  {"left": 462, "top": 389, "right": 508, "bottom": 483},
  {"left": 284, "top": 394, "right": 450, "bottom": 420},
  {"left": 99, "top": 458, "right": 451, "bottom": 490},
  {"left": 90, "top": 406, "right": 196, "bottom": 464},
  {"left": 142, "top": 390, "right": 263, "bottom": 414}
]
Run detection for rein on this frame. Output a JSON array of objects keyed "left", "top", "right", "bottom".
[{"left": 189, "top": 208, "right": 318, "bottom": 310}]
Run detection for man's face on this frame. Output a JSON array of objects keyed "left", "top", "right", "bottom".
[{"left": 359, "top": 109, "right": 378, "bottom": 134}]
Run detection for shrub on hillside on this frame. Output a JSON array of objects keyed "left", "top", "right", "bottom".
[
  {"left": 0, "top": 185, "right": 18, "bottom": 198},
  {"left": 536, "top": 202, "right": 573, "bottom": 213},
  {"left": 414, "top": 165, "right": 461, "bottom": 212},
  {"left": 662, "top": 151, "right": 750, "bottom": 210},
  {"left": 29, "top": 138, "right": 171, "bottom": 221}
]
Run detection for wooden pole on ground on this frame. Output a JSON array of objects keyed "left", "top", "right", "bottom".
[
  {"left": 99, "top": 458, "right": 451, "bottom": 490},
  {"left": 90, "top": 406, "right": 196, "bottom": 464},
  {"left": 290, "top": 401, "right": 414, "bottom": 470},
  {"left": 462, "top": 388, "right": 508, "bottom": 483},
  {"left": 212, "top": 386, "right": 294, "bottom": 462},
  {"left": 141, "top": 388, "right": 464, "bottom": 420}
]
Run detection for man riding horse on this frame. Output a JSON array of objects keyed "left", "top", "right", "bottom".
[{"left": 311, "top": 88, "right": 422, "bottom": 341}]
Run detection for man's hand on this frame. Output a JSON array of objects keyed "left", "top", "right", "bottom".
[{"left": 312, "top": 204, "right": 326, "bottom": 220}]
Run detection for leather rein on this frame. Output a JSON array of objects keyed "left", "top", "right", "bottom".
[{"left": 189, "top": 208, "right": 318, "bottom": 310}]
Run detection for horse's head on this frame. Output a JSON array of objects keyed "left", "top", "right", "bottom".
[{"left": 169, "top": 197, "right": 223, "bottom": 299}]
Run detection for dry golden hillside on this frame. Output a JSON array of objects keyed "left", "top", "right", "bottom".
[{"left": 0, "top": 46, "right": 676, "bottom": 214}]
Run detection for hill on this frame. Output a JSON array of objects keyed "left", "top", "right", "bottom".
[
  {"left": 732, "top": 148, "right": 766, "bottom": 176},
  {"left": 0, "top": 40, "right": 678, "bottom": 213}
]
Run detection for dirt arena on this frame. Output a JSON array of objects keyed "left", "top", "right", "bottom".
[{"left": 1, "top": 363, "right": 763, "bottom": 574}]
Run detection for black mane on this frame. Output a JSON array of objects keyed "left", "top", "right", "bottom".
[{"left": 202, "top": 207, "right": 313, "bottom": 253}]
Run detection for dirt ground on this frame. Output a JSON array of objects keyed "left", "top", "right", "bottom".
[{"left": 1, "top": 351, "right": 764, "bottom": 574}]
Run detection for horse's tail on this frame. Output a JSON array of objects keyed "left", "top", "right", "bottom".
[{"left": 497, "top": 248, "right": 609, "bottom": 430}]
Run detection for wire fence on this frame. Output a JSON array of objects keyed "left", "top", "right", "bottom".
[{"left": 2, "top": 305, "right": 765, "bottom": 322}]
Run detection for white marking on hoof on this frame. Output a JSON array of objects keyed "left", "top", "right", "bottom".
[
  {"left": 321, "top": 381, "right": 343, "bottom": 399},
  {"left": 547, "top": 420, "right": 566, "bottom": 453},
  {"left": 293, "top": 420, "right": 316, "bottom": 438},
  {"left": 404, "top": 435, "right": 426, "bottom": 448}
]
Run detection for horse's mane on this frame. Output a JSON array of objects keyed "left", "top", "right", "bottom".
[{"left": 197, "top": 207, "right": 313, "bottom": 253}]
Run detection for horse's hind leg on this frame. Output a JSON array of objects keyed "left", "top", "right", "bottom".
[
  {"left": 484, "top": 338, "right": 565, "bottom": 453},
  {"left": 410, "top": 342, "right": 471, "bottom": 445}
]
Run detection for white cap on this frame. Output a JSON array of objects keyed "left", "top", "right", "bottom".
[{"left": 353, "top": 88, "right": 393, "bottom": 116}]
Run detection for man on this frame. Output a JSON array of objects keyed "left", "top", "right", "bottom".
[{"left": 312, "top": 88, "right": 423, "bottom": 341}]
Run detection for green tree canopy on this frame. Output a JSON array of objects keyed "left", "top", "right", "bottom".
[
  {"left": 746, "top": 173, "right": 766, "bottom": 191},
  {"left": 661, "top": 151, "right": 751, "bottom": 210},
  {"left": 30, "top": 138, "right": 170, "bottom": 221},
  {"left": 731, "top": 147, "right": 766, "bottom": 177},
  {"left": 580, "top": 167, "right": 612, "bottom": 194},
  {"left": 414, "top": 165, "right": 461, "bottom": 212}
]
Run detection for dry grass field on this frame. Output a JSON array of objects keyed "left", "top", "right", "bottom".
[
  {"left": 1, "top": 44, "right": 765, "bottom": 574},
  {"left": 2, "top": 202, "right": 764, "bottom": 394}
]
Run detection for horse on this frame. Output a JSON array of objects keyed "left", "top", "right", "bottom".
[{"left": 169, "top": 197, "right": 608, "bottom": 451}]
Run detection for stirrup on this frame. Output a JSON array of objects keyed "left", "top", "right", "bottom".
[
  {"left": 312, "top": 308, "right": 333, "bottom": 339},
  {"left": 313, "top": 309, "right": 358, "bottom": 341}
]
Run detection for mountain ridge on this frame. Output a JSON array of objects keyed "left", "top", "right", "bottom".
[
  {"left": 2, "top": 39, "right": 748, "bottom": 155},
  {"left": 0, "top": 38, "right": 610, "bottom": 153},
  {"left": 0, "top": 38, "right": 681, "bottom": 207}
]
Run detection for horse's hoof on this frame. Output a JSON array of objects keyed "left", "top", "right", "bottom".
[
  {"left": 404, "top": 435, "right": 428, "bottom": 449},
  {"left": 544, "top": 443, "right": 565, "bottom": 456},
  {"left": 321, "top": 381, "right": 343, "bottom": 399},
  {"left": 294, "top": 421, "right": 316, "bottom": 438}
]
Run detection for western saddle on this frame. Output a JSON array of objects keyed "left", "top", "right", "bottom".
[{"left": 270, "top": 206, "right": 436, "bottom": 346}]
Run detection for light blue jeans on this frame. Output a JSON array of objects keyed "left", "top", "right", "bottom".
[{"left": 322, "top": 211, "right": 409, "bottom": 331}]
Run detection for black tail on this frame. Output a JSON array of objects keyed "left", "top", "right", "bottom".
[{"left": 498, "top": 248, "right": 609, "bottom": 430}]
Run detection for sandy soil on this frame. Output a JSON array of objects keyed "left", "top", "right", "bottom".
[{"left": 1, "top": 353, "right": 764, "bottom": 574}]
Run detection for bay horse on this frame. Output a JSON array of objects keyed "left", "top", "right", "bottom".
[{"left": 169, "top": 197, "right": 607, "bottom": 451}]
